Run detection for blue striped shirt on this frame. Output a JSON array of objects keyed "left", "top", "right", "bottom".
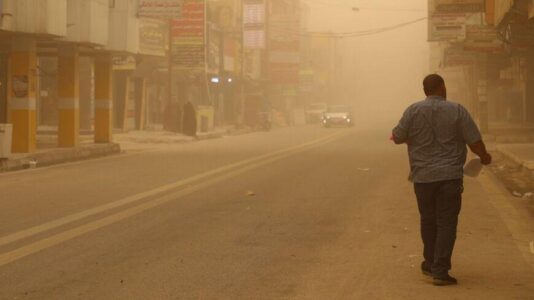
[{"left": 393, "top": 96, "right": 482, "bottom": 183}]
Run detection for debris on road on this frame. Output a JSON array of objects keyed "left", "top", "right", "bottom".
[
  {"left": 512, "top": 191, "right": 523, "bottom": 198},
  {"left": 357, "top": 168, "right": 370, "bottom": 172},
  {"left": 246, "top": 191, "right": 256, "bottom": 197},
  {"left": 26, "top": 160, "right": 37, "bottom": 169}
]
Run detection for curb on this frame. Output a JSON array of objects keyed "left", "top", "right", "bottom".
[
  {"left": 0, "top": 143, "right": 121, "bottom": 173},
  {"left": 495, "top": 145, "right": 534, "bottom": 181},
  {"left": 0, "top": 127, "right": 255, "bottom": 173}
]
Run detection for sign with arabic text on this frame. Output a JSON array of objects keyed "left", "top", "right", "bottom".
[
  {"left": 171, "top": 0, "right": 206, "bottom": 70},
  {"left": 428, "top": 13, "right": 466, "bottom": 42},
  {"left": 139, "top": 18, "right": 168, "bottom": 56},
  {"left": 138, "top": 0, "right": 182, "bottom": 19}
]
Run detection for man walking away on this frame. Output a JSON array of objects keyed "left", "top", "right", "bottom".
[{"left": 392, "top": 74, "right": 492, "bottom": 286}]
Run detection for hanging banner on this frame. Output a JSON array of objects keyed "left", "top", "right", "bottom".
[
  {"left": 268, "top": 1, "right": 300, "bottom": 85},
  {"left": 428, "top": 13, "right": 467, "bottom": 42},
  {"left": 138, "top": 0, "right": 182, "bottom": 19},
  {"left": 464, "top": 25, "right": 504, "bottom": 53},
  {"left": 435, "top": 0, "right": 485, "bottom": 13},
  {"left": 243, "top": 0, "right": 266, "bottom": 49},
  {"left": 171, "top": 0, "right": 206, "bottom": 71}
]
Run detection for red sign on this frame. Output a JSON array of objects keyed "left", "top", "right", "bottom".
[{"left": 171, "top": 0, "right": 206, "bottom": 70}]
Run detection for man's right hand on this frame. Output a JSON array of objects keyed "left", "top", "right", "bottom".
[{"left": 468, "top": 141, "right": 492, "bottom": 165}]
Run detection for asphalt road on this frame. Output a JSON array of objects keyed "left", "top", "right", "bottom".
[{"left": 1, "top": 124, "right": 534, "bottom": 299}]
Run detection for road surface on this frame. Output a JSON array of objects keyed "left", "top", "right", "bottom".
[{"left": 1, "top": 124, "right": 533, "bottom": 299}]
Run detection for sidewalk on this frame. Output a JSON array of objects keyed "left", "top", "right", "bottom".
[
  {"left": 0, "top": 140, "right": 120, "bottom": 173},
  {"left": 495, "top": 144, "right": 534, "bottom": 181},
  {"left": 115, "top": 126, "right": 253, "bottom": 151},
  {"left": 489, "top": 142, "right": 534, "bottom": 199},
  {"left": 0, "top": 126, "right": 254, "bottom": 173}
]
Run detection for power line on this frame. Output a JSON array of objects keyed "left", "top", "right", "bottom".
[
  {"left": 268, "top": 17, "right": 427, "bottom": 38},
  {"left": 301, "top": 0, "right": 425, "bottom": 12}
]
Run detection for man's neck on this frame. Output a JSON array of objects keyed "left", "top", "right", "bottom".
[{"left": 426, "top": 95, "right": 446, "bottom": 100}]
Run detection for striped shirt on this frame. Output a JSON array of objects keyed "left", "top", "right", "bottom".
[{"left": 393, "top": 96, "right": 482, "bottom": 183}]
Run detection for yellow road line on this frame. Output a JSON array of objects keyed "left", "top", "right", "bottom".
[{"left": 0, "top": 130, "right": 349, "bottom": 266}]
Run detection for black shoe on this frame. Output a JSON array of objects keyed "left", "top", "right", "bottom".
[
  {"left": 433, "top": 274, "right": 458, "bottom": 286},
  {"left": 421, "top": 262, "right": 432, "bottom": 277}
]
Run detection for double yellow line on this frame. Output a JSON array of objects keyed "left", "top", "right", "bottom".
[{"left": 0, "top": 130, "right": 349, "bottom": 267}]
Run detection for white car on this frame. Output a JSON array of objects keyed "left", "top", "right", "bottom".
[{"left": 322, "top": 105, "right": 354, "bottom": 128}]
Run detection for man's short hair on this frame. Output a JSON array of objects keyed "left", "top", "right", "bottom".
[{"left": 423, "top": 74, "right": 445, "bottom": 96}]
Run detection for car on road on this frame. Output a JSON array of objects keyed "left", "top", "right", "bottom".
[
  {"left": 322, "top": 105, "right": 353, "bottom": 128},
  {"left": 304, "top": 103, "right": 328, "bottom": 124}
]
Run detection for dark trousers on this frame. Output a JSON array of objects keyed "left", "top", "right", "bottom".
[{"left": 414, "top": 179, "right": 463, "bottom": 277}]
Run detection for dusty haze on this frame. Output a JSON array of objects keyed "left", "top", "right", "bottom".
[{"left": 306, "top": 0, "right": 429, "bottom": 124}]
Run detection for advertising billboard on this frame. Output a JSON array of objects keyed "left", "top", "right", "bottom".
[
  {"left": 171, "top": 0, "right": 206, "bottom": 71},
  {"left": 139, "top": 18, "right": 168, "bottom": 57},
  {"left": 243, "top": 0, "right": 266, "bottom": 49},
  {"left": 428, "top": 13, "right": 467, "bottom": 42}
]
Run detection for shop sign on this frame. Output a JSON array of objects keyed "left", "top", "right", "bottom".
[
  {"left": 435, "top": 0, "right": 485, "bottom": 13},
  {"left": 464, "top": 25, "right": 504, "bottom": 53},
  {"left": 243, "top": 0, "right": 265, "bottom": 49},
  {"left": 244, "top": 50, "right": 262, "bottom": 80},
  {"left": 223, "top": 38, "right": 236, "bottom": 72},
  {"left": 207, "top": 26, "right": 220, "bottom": 73},
  {"left": 443, "top": 46, "right": 475, "bottom": 67},
  {"left": 171, "top": 0, "right": 206, "bottom": 71},
  {"left": 299, "top": 69, "right": 314, "bottom": 93},
  {"left": 112, "top": 56, "right": 137, "bottom": 70},
  {"left": 138, "top": 0, "right": 182, "bottom": 19},
  {"left": 269, "top": 65, "right": 299, "bottom": 85},
  {"left": 139, "top": 18, "right": 167, "bottom": 57},
  {"left": 268, "top": 0, "right": 300, "bottom": 85},
  {"left": 428, "top": 13, "right": 467, "bottom": 42}
]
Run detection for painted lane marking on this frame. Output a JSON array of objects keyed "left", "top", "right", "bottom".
[
  {"left": 0, "top": 131, "right": 348, "bottom": 249},
  {"left": 0, "top": 130, "right": 350, "bottom": 267}
]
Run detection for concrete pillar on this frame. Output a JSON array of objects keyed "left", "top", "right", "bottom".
[
  {"left": 57, "top": 45, "right": 80, "bottom": 147},
  {"left": 134, "top": 78, "right": 146, "bottom": 130},
  {"left": 114, "top": 72, "right": 129, "bottom": 131},
  {"left": 9, "top": 37, "right": 37, "bottom": 153},
  {"left": 94, "top": 55, "right": 113, "bottom": 143},
  {"left": 79, "top": 57, "right": 94, "bottom": 131}
]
